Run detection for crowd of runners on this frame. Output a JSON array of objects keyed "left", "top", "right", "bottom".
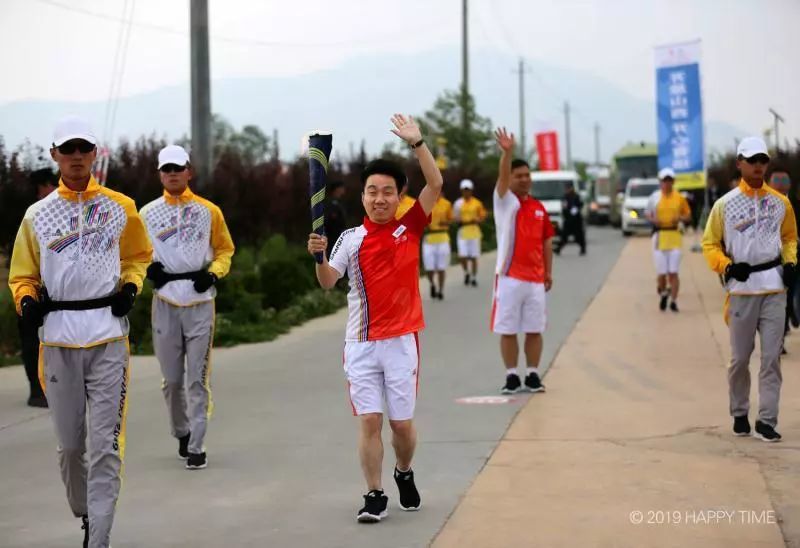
[{"left": 7, "top": 113, "right": 796, "bottom": 546}]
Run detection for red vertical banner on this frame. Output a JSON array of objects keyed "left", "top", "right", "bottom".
[{"left": 535, "top": 131, "right": 560, "bottom": 171}]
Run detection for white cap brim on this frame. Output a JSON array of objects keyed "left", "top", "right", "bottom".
[
  {"left": 158, "top": 158, "right": 189, "bottom": 169},
  {"left": 53, "top": 132, "right": 97, "bottom": 147}
]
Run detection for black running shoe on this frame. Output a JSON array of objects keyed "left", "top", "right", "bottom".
[
  {"left": 394, "top": 467, "right": 421, "bottom": 511},
  {"left": 659, "top": 294, "right": 669, "bottom": 311},
  {"left": 430, "top": 285, "right": 437, "bottom": 299},
  {"left": 178, "top": 433, "right": 190, "bottom": 460},
  {"left": 437, "top": 291, "right": 444, "bottom": 301},
  {"left": 754, "top": 421, "right": 782, "bottom": 443},
  {"left": 27, "top": 394, "right": 48, "bottom": 408},
  {"left": 670, "top": 301, "right": 679, "bottom": 313},
  {"left": 464, "top": 273, "right": 470, "bottom": 286},
  {"left": 501, "top": 373, "right": 521, "bottom": 394},
  {"left": 523, "top": 372, "right": 546, "bottom": 393},
  {"left": 471, "top": 278, "right": 478, "bottom": 287},
  {"left": 733, "top": 415, "right": 751, "bottom": 437},
  {"left": 357, "top": 489, "right": 388, "bottom": 523},
  {"left": 186, "top": 452, "right": 208, "bottom": 469},
  {"left": 81, "top": 515, "right": 89, "bottom": 548}
]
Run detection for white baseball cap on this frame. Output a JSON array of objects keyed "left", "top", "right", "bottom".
[
  {"left": 52, "top": 115, "right": 97, "bottom": 147},
  {"left": 658, "top": 167, "right": 676, "bottom": 180},
  {"left": 737, "top": 136, "right": 769, "bottom": 159},
  {"left": 460, "top": 179, "right": 474, "bottom": 190},
  {"left": 158, "top": 145, "right": 190, "bottom": 169}
]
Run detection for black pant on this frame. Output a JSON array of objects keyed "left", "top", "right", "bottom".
[
  {"left": 17, "top": 316, "right": 42, "bottom": 397},
  {"left": 557, "top": 221, "right": 586, "bottom": 253}
]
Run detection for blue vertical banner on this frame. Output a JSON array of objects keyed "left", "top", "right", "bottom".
[{"left": 655, "top": 40, "right": 705, "bottom": 190}]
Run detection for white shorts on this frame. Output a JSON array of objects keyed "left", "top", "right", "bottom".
[
  {"left": 491, "top": 275, "right": 547, "bottom": 334},
  {"left": 423, "top": 242, "right": 451, "bottom": 271},
  {"left": 343, "top": 333, "right": 419, "bottom": 420},
  {"left": 653, "top": 248, "right": 681, "bottom": 275},
  {"left": 457, "top": 238, "right": 481, "bottom": 259}
]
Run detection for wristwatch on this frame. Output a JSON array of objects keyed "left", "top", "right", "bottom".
[{"left": 409, "top": 139, "right": 425, "bottom": 149}]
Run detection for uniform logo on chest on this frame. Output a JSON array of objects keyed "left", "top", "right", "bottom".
[
  {"left": 392, "top": 225, "right": 408, "bottom": 243},
  {"left": 46, "top": 203, "right": 114, "bottom": 254},
  {"left": 154, "top": 205, "right": 205, "bottom": 243}
]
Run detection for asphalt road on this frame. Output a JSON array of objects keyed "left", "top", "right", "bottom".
[{"left": 0, "top": 226, "right": 625, "bottom": 548}]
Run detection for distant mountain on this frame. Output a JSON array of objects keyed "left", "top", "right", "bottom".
[{"left": 0, "top": 47, "right": 744, "bottom": 163}]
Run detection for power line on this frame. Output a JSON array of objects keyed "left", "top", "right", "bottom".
[
  {"left": 104, "top": 0, "right": 136, "bottom": 147},
  {"left": 33, "top": 0, "right": 446, "bottom": 49},
  {"left": 487, "top": 0, "right": 594, "bottom": 134}
]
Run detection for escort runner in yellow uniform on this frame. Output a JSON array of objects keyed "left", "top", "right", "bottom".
[
  {"left": 140, "top": 145, "right": 234, "bottom": 470},
  {"left": 702, "top": 136, "right": 797, "bottom": 442},
  {"left": 453, "top": 179, "right": 487, "bottom": 287},
  {"left": 9, "top": 116, "right": 152, "bottom": 548},
  {"left": 422, "top": 195, "right": 453, "bottom": 300},
  {"left": 646, "top": 167, "right": 692, "bottom": 312}
]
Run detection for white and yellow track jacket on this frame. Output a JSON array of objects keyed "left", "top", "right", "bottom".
[
  {"left": 702, "top": 180, "right": 797, "bottom": 295},
  {"left": 8, "top": 177, "right": 152, "bottom": 347},
  {"left": 139, "top": 187, "right": 234, "bottom": 307}
]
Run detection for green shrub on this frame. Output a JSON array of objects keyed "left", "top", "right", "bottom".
[
  {"left": 0, "top": 286, "right": 20, "bottom": 363},
  {"left": 259, "top": 257, "right": 316, "bottom": 310},
  {"left": 128, "top": 284, "right": 154, "bottom": 355}
]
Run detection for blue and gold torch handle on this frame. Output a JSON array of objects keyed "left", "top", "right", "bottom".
[{"left": 308, "top": 133, "right": 333, "bottom": 264}]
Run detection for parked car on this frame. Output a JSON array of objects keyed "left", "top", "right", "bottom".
[
  {"left": 530, "top": 170, "right": 581, "bottom": 235},
  {"left": 621, "top": 178, "right": 659, "bottom": 236}
]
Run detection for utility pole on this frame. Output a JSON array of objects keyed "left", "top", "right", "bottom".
[
  {"left": 564, "top": 101, "right": 572, "bottom": 169},
  {"left": 191, "top": 0, "right": 212, "bottom": 190},
  {"left": 768, "top": 108, "right": 784, "bottom": 153},
  {"left": 513, "top": 58, "right": 531, "bottom": 159},
  {"left": 461, "top": 0, "right": 469, "bottom": 132},
  {"left": 593, "top": 123, "right": 601, "bottom": 165}
]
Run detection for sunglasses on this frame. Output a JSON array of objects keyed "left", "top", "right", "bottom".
[
  {"left": 771, "top": 174, "right": 791, "bottom": 185},
  {"left": 160, "top": 164, "right": 187, "bottom": 174},
  {"left": 741, "top": 154, "right": 770, "bottom": 165},
  {"left": 55, "top": 140, "right": 96, "bottom": 155}
]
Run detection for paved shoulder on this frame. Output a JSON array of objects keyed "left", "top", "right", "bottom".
[{"left": 434, "top": 237, "right": 796, "bottom": 548}]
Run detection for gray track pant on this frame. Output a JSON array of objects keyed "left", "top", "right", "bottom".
[
  {"left": 728, "top": 292, "right": 785, "bottom": 427},
  {"left": 41, "top": 340, "right": 130, "bottom": 548},
  {"left": 152, "top": 297, "right": 214, "bottom": 454}
]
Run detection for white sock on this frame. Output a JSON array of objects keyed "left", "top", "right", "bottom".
[
  {"left": 506, "top": 369, "right": 518, "bottom": 378},
  {"left": 526, "top": 366, "right": 539, "bottom": 376}
]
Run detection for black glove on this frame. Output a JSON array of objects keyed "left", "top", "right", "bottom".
[
  {"left": 146, "top": 262, "right": 169, "bottom": 289},
  {"left": 111, "top": 283, "right": 138, "bottom": 317},
  {"left": 20, "top": 296, "right": 44, "bottom": 329},
  {"left": 724, "top": 262, "right": 752, "bottom": 283},
  {"left": 783, "top": 263, "right": 797, "bottom": 288},
  {"left": 193, "top": 271, "right": 217, "bottom": 293}
]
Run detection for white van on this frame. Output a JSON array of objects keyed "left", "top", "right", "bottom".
[
  {"left": 530, "top": 170, "right": 581, "bottom": 234},
  {"left": 621, "top": 177, "right": 660, "bottom": 236}
]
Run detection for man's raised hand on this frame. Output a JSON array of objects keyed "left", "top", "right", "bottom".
[
  {"left": 390, "top": 114, "right": 422, "bottom": 146},
  {"left": 495, "top": 127, "right": 515, "bottom": 153}
]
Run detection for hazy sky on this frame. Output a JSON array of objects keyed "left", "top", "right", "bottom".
[{"left": 2, "top": 0, "right": 799, "bottom": 146}]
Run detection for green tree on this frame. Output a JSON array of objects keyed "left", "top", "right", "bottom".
[
  {"left": 211, "top": 116, "right": 270, "bottom": 165},
  {"left": 419, "top": 86, "right": 495, "bottom": 171}
]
